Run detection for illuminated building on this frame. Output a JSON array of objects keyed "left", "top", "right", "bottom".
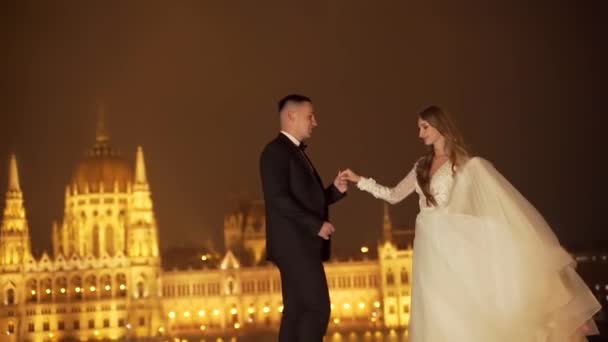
[{"left": 0, "top": 109, "right": 413, "bottom": 340}]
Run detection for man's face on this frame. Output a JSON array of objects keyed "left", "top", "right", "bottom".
[{"left": 292, "top": 102, "right": 317, "bottom": 140}]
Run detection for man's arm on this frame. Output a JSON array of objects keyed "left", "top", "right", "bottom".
[
  {"left": 325, "top": 184, "right": 347, "bottom": 205},
  {"left": 260, "top": 144, "right": 324, "bottom": 237},
  {"left": 324, "top": 171, "right": 347, "bottom": 205}
]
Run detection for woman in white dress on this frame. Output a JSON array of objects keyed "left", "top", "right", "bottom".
[{"left": 340, "top": 105, "right": 601, "bottom": 342}]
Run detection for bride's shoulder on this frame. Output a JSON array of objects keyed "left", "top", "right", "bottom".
[
  {"left": 412, "top": 156, "right": 425, "bottom": 168},
  {"left": 457, "top": 156, "right": 495, "bottom": 171}
]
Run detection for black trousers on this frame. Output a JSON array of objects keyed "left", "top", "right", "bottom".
[{"left": 275, "top": 255, "right": 331, "bottom": 342}]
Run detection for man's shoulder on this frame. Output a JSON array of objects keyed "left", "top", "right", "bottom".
[{"left": 262, "top": 135, "right": 291, "bottom": 154}]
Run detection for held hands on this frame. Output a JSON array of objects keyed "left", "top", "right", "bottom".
[
  {"left": 318, "top": 221, "right": 335, "bottom": 240},
  {"left": 333, "top": 170, "right": 349, "bottom": 193},
  {"left": 339, "top": 169, "right": 361, "bottom": 183}
]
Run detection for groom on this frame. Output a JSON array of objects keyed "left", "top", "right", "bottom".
[{"left": 259, "top": 94, "right": 347, "bottom": 341}]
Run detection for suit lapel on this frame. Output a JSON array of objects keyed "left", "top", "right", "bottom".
[{"left": 277, "top": 134, "right": 323, "bottom": 189}]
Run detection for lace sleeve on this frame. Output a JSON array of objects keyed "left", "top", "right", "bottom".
[{"left": 356, "top": 165, "right": 417, "bottom": 204}]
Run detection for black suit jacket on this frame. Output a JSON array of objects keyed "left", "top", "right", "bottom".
[{"left": 260, "top": 133, "right": 346, "bottom": 262}]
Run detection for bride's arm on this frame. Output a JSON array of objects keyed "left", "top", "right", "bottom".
[{"left": 345, "top": 166, "right": 417, "bottom": 205}]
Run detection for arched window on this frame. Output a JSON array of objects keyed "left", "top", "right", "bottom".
[
  {"left": 55, "top": 277, "right": 68, "bottom": 302},
  {"left": 26, "top": 279, "right": 38, "bottom": 303},
  {"left": 136, "top": 281, "right": 145, "bottom": 299},
  {"left": 71, "top": 276, "right": 83, "bottom": 301},
  {"left": 116, "top": 273, "right": 127, "bottom": 297},
  {"left": 85, "top": 275, "right": 97, "bottom": 300},
  {"left": 386, "top": 270, "right": 395, "bottom": 285},
  {"left": 228, "top": 280, "right": 234, "bottom": 295},
  {"left": 100, "top": 274, "right": 112, "bottom": 298},
  {"left": 6, "top": 288, "right": 15, "bottom": 305},
  {"left": 40, "top": 278, "right": 52, "bottom": 302},
  {"left": 105, "top": 226, "right": 114, "bottom": 256},
  {"left": 400, "top": 268, "right": 409, "bottom": 284},
  {"left": 93, "top": 225, "right": 101, "bottom": 256}
]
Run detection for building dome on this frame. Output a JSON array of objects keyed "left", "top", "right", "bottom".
[
  {"left": 71, "top": 106, "right": 133, "bottom": 194},
  {"left": 72, "top": 151, "right": 133, "bottom": 194}
]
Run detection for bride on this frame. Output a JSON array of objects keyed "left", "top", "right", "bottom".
[{"left": 340, "top": 105, "right": 600, "bottom": 341}]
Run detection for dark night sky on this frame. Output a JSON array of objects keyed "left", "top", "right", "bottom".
[{"left": 0, "top": 1, "right": 605, "bottom": 257}]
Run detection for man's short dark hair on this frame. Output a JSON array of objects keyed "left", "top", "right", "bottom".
[{"left": 278, "top": 94, "right": 312, "bottom": 112}]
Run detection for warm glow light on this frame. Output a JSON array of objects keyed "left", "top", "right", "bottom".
[
  {"left": 278, "top": 305, "right": 284, "bottom": 313},
  {"left": 158, "top": 327, "right": 164, "bottom": 333},
  {"left": 248, "top": 307, "right": 255, "bottom": 314},
  {"left": 213, "top": 309, "right": 220, "bottom": 316},
  {"left": 183, "top": 311, "right": 190, "bottom": 317},
  {"left": 168, "top": 312, "right": 175, "bottom": 318},
  {"left": 331, "top": 303, "right": 335, "bottom": 310},
  {"left": 374, "top": 301, "right": 381, "bottom": 308},
  {"left": 120, "top": 284, "right": 126, "bottom": 290},
  {"left": 75, "top": 287, "right": 81, "bottom": 293},
  {"left": 45, "top": 289, "right": 51, "bottom": 294},
  {"left": 94, "top": 330, "right": 99, "bottom": 336},
  {"left": 198, "top": 310, "right": 205, "bottom": 317},
  {"left": 230, "top": 308, "right": 237, "bottom": 315},
  {"left": 105, "top": 285, "right": 111, "bottom": 291},
  {"left": 201, "top": 255, "right": 208, "bottom": 261},
  {"left": 263, "top": 306, "right": 270, "bottom": 313},
  {"left": 199, "top": 325, "right": 206, "bottom": 331},
  {"left": 234, "top": 323, "right": 240, "bottom": 329},
  {"left": 333, "top": 318, "right": 340, "bottom": 324},
  {"left": 343, "top": 303, "right": 351, "bottom": 310},
  {"left": 371, "top": 317, "right": 377, "bottom": 322},
  {"left": 60, "top": 288, "right": 66, "bottom": 294},
  {"left": 360, "top": 246, "right": 369, "bottom": 253},
  {"left": 49, "top": 333, "right": 53, "bottom": 338},
  {"left": 89, "top": 286, "right": 96, "bottom": 292},
  {"left": 31, "top": 290, "right": 36, "bottom": 295},
  {"left": 359, "top": 302, "right": 365, "bottom": 309}
]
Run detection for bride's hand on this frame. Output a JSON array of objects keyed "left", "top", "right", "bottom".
[{"left": 340, "top": 169, "right": 361, "bottom": 183}]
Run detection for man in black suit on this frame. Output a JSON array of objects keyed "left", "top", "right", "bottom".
[{"left": 260, "top": 94, "right": 347, "bottom": 341}]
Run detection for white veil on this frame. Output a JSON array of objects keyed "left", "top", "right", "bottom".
[{"left": 446, "top": 157, "right": 601, "bottom": 341}]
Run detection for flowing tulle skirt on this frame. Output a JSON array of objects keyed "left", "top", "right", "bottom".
[{"left": 408, "top": 208, "right": 600, "bottom": 342}]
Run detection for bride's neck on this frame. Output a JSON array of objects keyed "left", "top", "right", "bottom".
[{"left": 433, "top": 140, "right": 448, "bottom": 157}]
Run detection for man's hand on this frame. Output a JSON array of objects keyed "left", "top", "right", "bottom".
[
  {"left": 333, "top": 170, "right": 348, "bottom": 193},
  {"left": 318, "top": 221, "right": 335, "bottom": 240},
  {"left": 340, "top": 169, "right": 361, "bottom": 183}
]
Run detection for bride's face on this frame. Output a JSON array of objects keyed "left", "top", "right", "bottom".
[{"left": 418, "top": 118, "right": 443, "bottom": 146}]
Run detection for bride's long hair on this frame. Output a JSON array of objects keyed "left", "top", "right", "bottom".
[{"left": 415, "top": 105, "right": 470, "bottom": 206}]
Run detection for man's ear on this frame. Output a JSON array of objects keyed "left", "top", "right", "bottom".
[{"left": 286, "top": 110, "right": 295, "bottom": 121}]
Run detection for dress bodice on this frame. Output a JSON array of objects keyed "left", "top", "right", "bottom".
[{"left": 356, "top": 161, "right": 454, "bottom": 211}]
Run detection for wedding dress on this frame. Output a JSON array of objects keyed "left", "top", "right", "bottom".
[{"left": 357, "top": 157, "right": 600, "bottom": 342}]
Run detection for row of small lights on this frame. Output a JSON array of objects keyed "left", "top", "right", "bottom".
[
  {"left": 169, "top": 306, "right": 280, "bottom": 319},
  {"left": 593, "top": 285, "right": 608, "bottom": 302},
  {"left": 168, "top": 303, "right": 383, "bottom": 331},
  {"left": 7, "top": 330, "right": 105, "bottom": 338},
  {"left": 332, "top": 301, "right": 381, "bottom": 310},
  {"left": 594, "top": 284, "right": 608, "bottom": 291},
  {"left": 577, "top": 255, "right": 608, "bottom": 262},
  {"left": 7, "top": 323, "right": 163, "bottom": 337},
  {"left": 168, "top": 301, "right": 382, "bottom": 319},
  {"left": 30, "top": 284, "right": 127, "bottom": 295}
]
